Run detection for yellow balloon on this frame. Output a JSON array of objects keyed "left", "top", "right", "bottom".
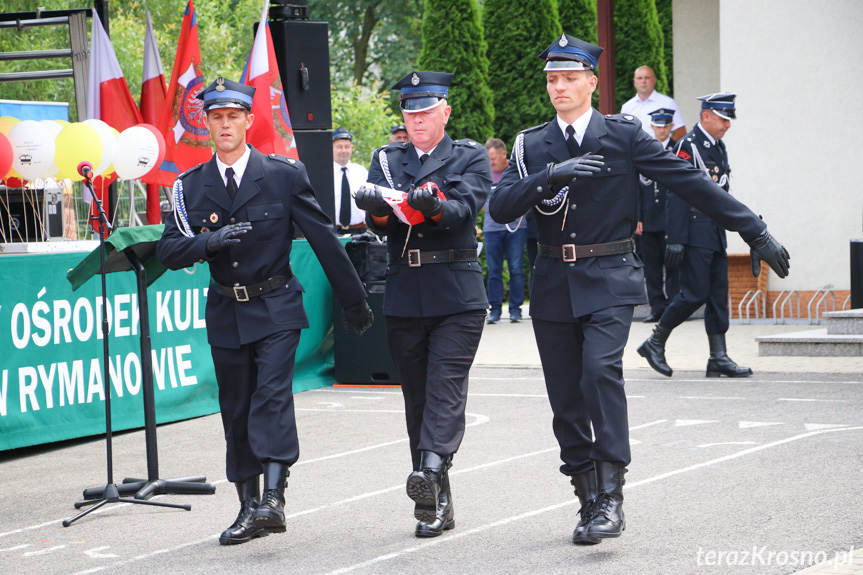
[
  {"left": 0, "top": 116, "right": 20, "bottom": 129},
  {"left": 55, "top": 123, "right": 104, "bottom": 182}
]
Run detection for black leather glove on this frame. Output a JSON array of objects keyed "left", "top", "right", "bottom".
[
  {"left": 355, "top": 184, "right": 392, "bottom": 218},
  {"left": 747, "top": 229, "right": 790, "bottom": 278},
  {"left": 665, "top": 243, "right": 684, "bottom": 271},
  {"left": 407, "top": 182, "right": 442, "bottom": 217},
  {"left": 546, "top": 154, "right": 604, "bottom": 186},
  {"left": 206, "top": 222, "right": 252, "bottom": 253},
  {"left": 342, "top": 299, "right": 374, "bottom": 336}
]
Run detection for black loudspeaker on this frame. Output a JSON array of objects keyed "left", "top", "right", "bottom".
[
  {"left": 294, "top": 130, "right": 335, "bottom": 222},
  {"left": 334, "top": 281, "right": 400, "bottom": 384},
  {"left": 268, "top": 19, "right": 332, "bottom": 131},
  {"left": 0, "top": 187, "right": 63, "bottom": 242}
]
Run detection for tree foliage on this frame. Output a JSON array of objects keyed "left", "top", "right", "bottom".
[
  {"left": 482, "top": 0, "right": 561, "bottom": 146},
  {"left": 613, "top": 0, "right": 668, "bottom": 111},
  {"left": 309, "top": 0, "right": 424, "bottom": 94},
  {"left": 331, "top": 82, "right": 401, "bottom": 169},
  {"left": 557, "top": 0, "right": 599, "bottom": 108},
  {"left": 655, "top": 0, "right": 674, "bottom": 95},
  {"left": 418, "top": 0, "right": 493, "bottom": 143}
]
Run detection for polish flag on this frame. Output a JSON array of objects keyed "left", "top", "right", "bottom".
[
  {"left": 86, "top": 8, "right": 143, "bottom": 234},
  {"left": 140, "top": 11, "right": 168, "bottom": 224},
  {"left": 145, "top": 0, "right": 211, "bottom": 188},
  {"left": 241, "top": 0, "right": 298, "bottom": 158}
]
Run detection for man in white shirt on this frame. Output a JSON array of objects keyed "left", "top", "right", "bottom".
[
  {"left": 620, "top": 66, "right": 686, "bottom": 141},
  {"left": 332, "top": 127, "right": 369, "bottom": 234}
]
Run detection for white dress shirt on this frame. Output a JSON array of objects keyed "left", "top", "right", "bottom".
[
  {"left": 555, "top": 108, "right": 594, "bottom": 147},
  {"left": 333, "top": 160, "right": 370, "bottom": 226},
  {"left": 215, "top": 145, "right": 251, "bottom": 187},
  {"left": 620, "top": 90, "right": 685, "bottom": 134}
]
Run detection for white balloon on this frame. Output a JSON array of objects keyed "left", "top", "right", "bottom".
[
  {"left": 83, "top": 119, "right": 116, "bottom": 176},
  {"left": 39, "top": 120, "right": 63, "bottom": 177},
  {"left": 9, "top": 120, "right": 56, "bottom": 180},
  {"left": 114, "top": 126, "right": 161, "bottom": 180}
]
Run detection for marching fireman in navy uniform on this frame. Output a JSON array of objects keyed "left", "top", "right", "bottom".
[
  {"left": 637, "top": 108, "right": 679, "bottom": 322},
  {"left": 156, "top": 77, "right": 373, "bottom": 545},
  {"left": 353, "top": 70, "right": 491, "bottom": 538},
  {"left": 490, "top": 35, "right": 790, "bottom": 545},
  {"left": 638, "top": 93, "right": 757, "bottom": 378}
]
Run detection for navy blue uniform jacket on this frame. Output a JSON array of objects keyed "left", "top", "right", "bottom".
[
  {"left": 156, "top": 146, "right": 367, "bottom": 348},
  {"left": 666, "top": 124, "right": 731, "bottom": 252},
  {"left": 638, "top": 138, "right": 674, "bottom": 233},
  {"left": 366, "top": 134, "right": 491, "bottom": 317},
  {"left": 489, "top": 110, "right": 765, "bottom": 321}
]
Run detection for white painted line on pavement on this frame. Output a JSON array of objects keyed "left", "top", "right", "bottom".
[
  {"left": 674, "top": 419, "right": 718, "bottom": 427},
  {"left": 739, "top": 421, "right": 784, "bottom": 429},
  {"left": 630, "top": 419, "right": 667, "bottom": 430},
  {"left": 325, "top": 425, "right": 863, "bottom": 574},
  {"left": 627, "top": 379, "right": 863, "bottom": 385},
  {"left": 680, "top": 396, "right": 746, "bottom": 400},
  {"left": 804, "top": 423, "right": 848, "bottom": 431},
  {"left": 0, "top": 544, "right": 30, "bottom": 552},
  {"left": 695, "top": 441, "right": 758, "bottom": 448},
  {"left": 23, "top": 545, "right": 65, "bottom": 556},
  {"left": 779, "top": 398, "right": 847, "bottom": 403}
]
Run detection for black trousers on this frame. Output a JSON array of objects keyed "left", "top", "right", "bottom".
[
  {"left": 660, "top": 246, "right": 729, "bottom": 335},
  {"left": 211, "top": 329, "right": 301, "bottom": 483},
  {"left": 386, "top": 311, "right": 486, "bottom": 470},
  {"left": 637, "top": 230, "right": 679, "bottom": 314},
  {"left": 533, "top": 305, "right": 633, "bottom": 476}
]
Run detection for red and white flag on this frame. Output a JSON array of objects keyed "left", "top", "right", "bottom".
[
  {"left": 140, "top": 11, "right": 168, "bottom": 224},
  {"left": 86, "top": 8, "right": 142, "bottom": 233},
  {"left": 241, "top": 0, "right": 298, "bottom": 158},
  {"left": 145, "top": 0, "right": 210, "bottom": 187},
  {"left": 87, "top": 8, "right": 143, "bottom": 130}
]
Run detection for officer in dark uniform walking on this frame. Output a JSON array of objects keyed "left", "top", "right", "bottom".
[
  {"left": 157, "top": 77, "right": 373, "bottom": 545},
  {"left": 637, "top": 108, "right": 679, "bottom": 322},
  {"left": 638, "top": 93, "right": 761, "bottom": 378},
  {"left": 353, "top": 70, "right": 491, "bottom": 538},
  {"left": 490, "top": 35, "right": 790, "bottom": 545}
]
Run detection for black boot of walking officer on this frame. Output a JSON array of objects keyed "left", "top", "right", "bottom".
[
  {"left": 252, "top": 461, "right": 289, "bottom": 533},
  {"left": 706, "top": 333, "right": 752, "bottom": 377},
  {"left": 219, "top": 475, "right": 269, "bottom": 545},
  {"left": 637, "top": 323, "right": 674, "bottom": 377},
  {"left": 407, "top": 451, "right": 454, "bottom": 537},
  {"left": 570, "top": 470, "right": 600, "bottom": 545},
  {"left": 586, "top": 462, "right": 627, "bottom": 539}
]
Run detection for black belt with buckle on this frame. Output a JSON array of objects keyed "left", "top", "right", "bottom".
[
  {"left": 209, "top": 266, "right": 294, "bottom": 302},
  {"left": 337, "top": 223, "right": 367, "bottom": 231},
  {"left": 390, "top": 248, "right": 477, "bottom": 267},
  {"left": 538, "top": 239, "right": 635, "bottom": 262}
]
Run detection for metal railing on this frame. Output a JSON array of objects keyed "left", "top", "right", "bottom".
[
  {"left": 772, "top": 290, "right": 801, "bottom": 324},
  {"left": 737, "top": 289, "right": 765, "bottom": 324}
]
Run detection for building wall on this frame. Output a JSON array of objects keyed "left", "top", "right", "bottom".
[{"left": 673, "top": 0, "right": 863, "bottom": 298}]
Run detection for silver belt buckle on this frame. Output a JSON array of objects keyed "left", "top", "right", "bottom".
[
  {"left": 233, "top": 286, "right": 250, "bottom": 302},
  {"left": 408, "top": 249, "right": 421, "bottom": 267},
  {"left": 562, "top": 244, "right": 577, "bottom": 262}
]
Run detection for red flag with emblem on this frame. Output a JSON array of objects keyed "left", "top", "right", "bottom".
[
  {"left": 144, "top": 0, "right": 210, "bottom": 187},
  {"left": 240, "top": 0, "right": 298, "bottom": 158}
]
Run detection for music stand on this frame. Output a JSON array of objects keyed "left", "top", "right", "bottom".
[{"left": 63, "top": 225, "right": 215, "bottom": 526}]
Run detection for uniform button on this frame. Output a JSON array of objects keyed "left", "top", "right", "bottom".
[
  {"left": 622, "top": 257, "right": 627, "bottom": 262},
  {"left": 198, "top": 259, "right": 204, "bottom": 264},
  {"left": 230, "top": 218, "right": 236, "bottom": 223},
  {"left": 202, "top": 219, "right": 207, "bottom": 223},
  {"left": 232, "top": 262, "right": 238, "bottom": 268},
  {"left": 536, "top": 186, "right": 543, "bottom": 193},
  {"left": 233, "top": 282, "right": 240, "bottom": 287},
  {"left": 570, "top": 204, "right": 577, "bottom": 210},
  {"left": 606, "top": 167, "right": 612, "bottom": 172},
  {"left": 570, "top": 232, "right": 576, "bottom": 238},
  {"left": 569, "top": 263, "right": 575, "bottom": 267},
  {"left": 264, "top": 212, "right": 269, "bottom": 217},
  {"left": 417, "top": 232, "right": 424, "bottom": 238}
]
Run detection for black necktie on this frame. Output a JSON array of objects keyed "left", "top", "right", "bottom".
[
  {"left": 225, "top": 167, "right": 238, "bottom": 201},
  {"left": 420, "top": 153, "right": 429, "bottom": 165},
  {"left": 339, "top": 166, "right": 351, "bottom": 226},
  {"left": 565, "top": 125, "right": 581, "bottom": 157}
]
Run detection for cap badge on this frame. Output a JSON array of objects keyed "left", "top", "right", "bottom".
[
  {"left": 558, "top": 34, "right": 568, "bottom": 47},
  {"left": 411, "top": 72, "right": 420, "bottom": 86},
  {"left": 210, "top": 212, "right": 219, "bottom": 223}
]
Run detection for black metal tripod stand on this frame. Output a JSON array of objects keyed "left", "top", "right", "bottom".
[{"left": 63, "top": 175, "right": 194, "bottom": 527}]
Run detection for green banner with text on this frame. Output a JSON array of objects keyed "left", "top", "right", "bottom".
[{"left": 0, "top": 240, "right": 337, "bottom": 451}]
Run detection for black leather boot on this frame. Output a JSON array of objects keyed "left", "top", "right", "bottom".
[
  {"left": 706, "top": 333, "right": 753, "bottom": 377},
  {"left": 252, "top": 462, "right": 288, "bottom": 534},
  {"left": 406, "top": 451, "right": 449, "bottom": 524},
  {"left": 415, "top": 465, "right": 455, "bottom": 537},
  {"left": 586, "top": 462, "right": 626, "bottom": 539},
  {"left": 570, "top": 471, "right": 600, "bottom": 545},
  {"left": 637, "top": 323, "right": 674, "bottom": 377},
  {"left": 219, "top": 476, "right": 268, "bottom": 545}
]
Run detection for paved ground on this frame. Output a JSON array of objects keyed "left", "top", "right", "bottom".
[{"left": 1, "top": 315, "right": 861, "bottom": 575}]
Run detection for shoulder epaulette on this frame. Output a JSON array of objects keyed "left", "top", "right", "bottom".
[
  {"left": 177, "top": 163, "right": 203, "bottom": 179},
  {"left": 604, "top": 113, "right": 637, "bottom": 123},
  {"left": 267, "top": 153, "right": 299, "bottom": 167},
  {"left": 453, "top": 138, "right": 480, "bottom": 148},
  {"left": 385, "top": 141, "right": 409, "bottom": 149},
  {"left": 520, "top": 121, "right": 550, "bottom": 135}
]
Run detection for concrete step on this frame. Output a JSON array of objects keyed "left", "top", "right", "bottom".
[
  {"left": 757, "top": 328, "right": 863, "bottom": 357},
  {"left": 824, "top": 309, "right": 863, "bottom": 335}
]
